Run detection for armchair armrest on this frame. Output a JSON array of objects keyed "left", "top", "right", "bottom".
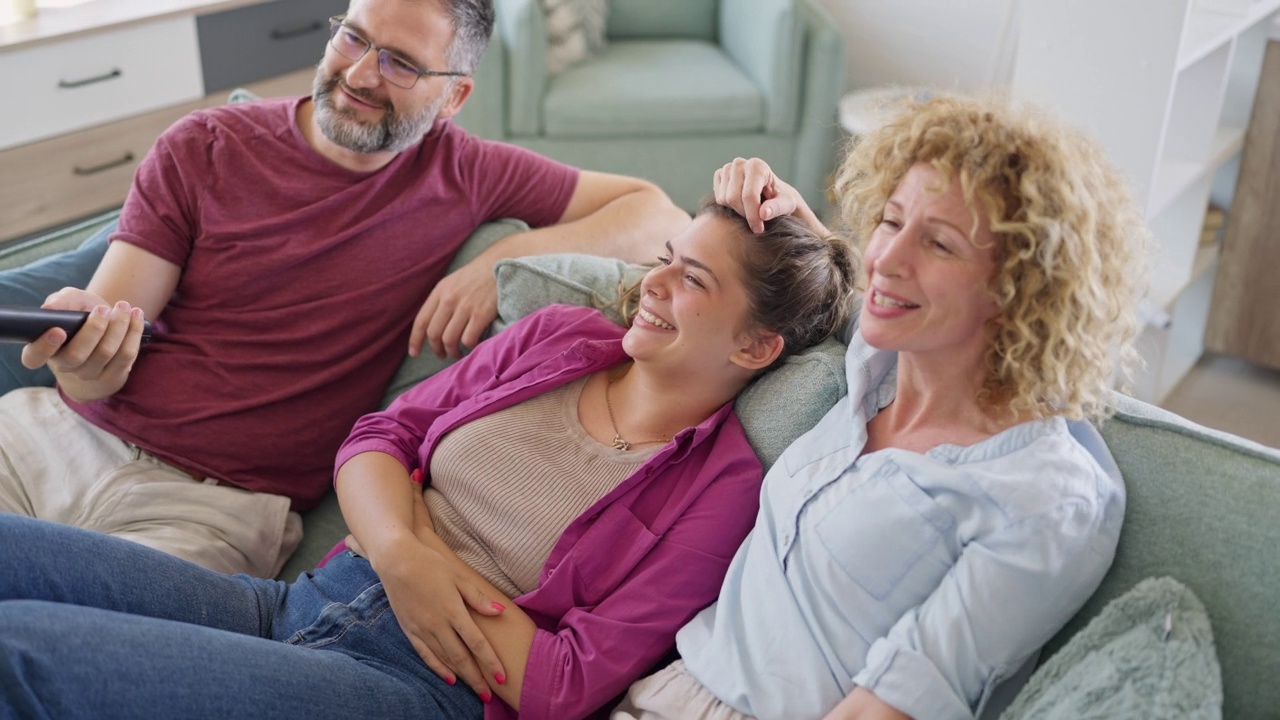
[
  {"left": 495, "top": 0, "right": 548, "bottom": 136},
  {"left": 719, "top": 0, "right": 804, "bottom": 134},
  {"left": 790, "top": 0, "right": 846, "bottom": 208}
]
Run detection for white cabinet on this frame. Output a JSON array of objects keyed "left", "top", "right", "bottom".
[
  {"left": 0, "top": 14, "right": 204, "bottom": 151},
  {"left": 0, "top": 0, "right": 329, "bottom": 243},
  {"left": 1013, "top": 0, "right": 1280, "bottom": 403}
]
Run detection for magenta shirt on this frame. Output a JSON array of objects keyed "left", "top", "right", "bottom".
[
  {"left": 336, "top": 306, "right": 764, "bottom": 720},
  {"left": 65, "top": 97, "right": 578, "bottom": 510}
]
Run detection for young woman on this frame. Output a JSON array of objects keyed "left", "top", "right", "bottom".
[
  {"left": 0, "top": 200, "right": 857, "bottom": 720},
  {"left": 615, "top": 95, "right": 1149, "bottom": 720}
]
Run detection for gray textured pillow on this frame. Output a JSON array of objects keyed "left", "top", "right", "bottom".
[
  {"left": 1000, "top": 576, "right": 1222, "bottom": 720},
  {"left": 493, "top": 253, "right": 848, "bottom": 469},
  {"left": 494, "top": 253, "right": 647, "bottom": 330}
]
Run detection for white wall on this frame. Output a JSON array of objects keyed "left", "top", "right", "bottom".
[{"left": 816, "top": 0, "right": 1020, "bottom": 92}]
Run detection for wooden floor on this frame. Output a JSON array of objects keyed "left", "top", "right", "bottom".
[{"left": 1161, "top": 352, "right": 1280, "bottom": 450}]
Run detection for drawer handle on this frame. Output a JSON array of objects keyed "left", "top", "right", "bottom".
[
  {"left": 270, "top": 20, "right": 325, "bottom": 40},
  {"left": 73, "top": 152, "right": 136, "bottom": 176},
  {"left": 58, "top": 68, "right": 123, "bottom": 89}
]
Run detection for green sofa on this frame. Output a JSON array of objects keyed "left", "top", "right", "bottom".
[{"left": 2, "top": 212, "right": 1279, "bottom": 719}]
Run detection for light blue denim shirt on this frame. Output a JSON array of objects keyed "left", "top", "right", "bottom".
[{"left": 676, "top": 321, "right": 1125, "bottom": 720}]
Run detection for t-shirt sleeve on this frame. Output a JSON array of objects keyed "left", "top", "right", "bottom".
[
  {"left": 114, "top": 112, "right": 212, "bottom": 268},
  {"left": 458, "top": 133, "right": 579, "bottom": 229}
]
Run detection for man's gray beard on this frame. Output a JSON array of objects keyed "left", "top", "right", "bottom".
[{"left": 311, "top": 68, "right": 445, "bottom": 154}]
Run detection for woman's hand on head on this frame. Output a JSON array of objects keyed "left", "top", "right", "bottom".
[
  {"left": 371, "top": 534, "right": 508, "bottom": 703},
  {"left": 713, "top": 157, "right": 820, "bottom": 235}
]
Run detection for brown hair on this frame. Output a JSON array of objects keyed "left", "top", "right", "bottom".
[{"left": 618, "top": 197, "right": 860, "bottom": 369}]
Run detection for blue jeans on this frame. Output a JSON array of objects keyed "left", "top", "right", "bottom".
[
  {"left": 0, "top": 223, "right": 112, "bottom": 394},
  {"left": 0, "top": 515, "right": 482, "bottom": 719}
]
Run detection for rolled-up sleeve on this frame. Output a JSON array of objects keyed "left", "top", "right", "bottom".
[{"left": 853, "top": 497, "right": 1120, "bottom": 719}]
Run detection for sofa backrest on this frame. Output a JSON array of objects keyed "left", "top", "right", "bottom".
[
  {"left": 1044, "top": 392, "right": 1280, "bottom": 719},
  {"left": 606, "top": 0, "right": 718, "bottom": 41}
]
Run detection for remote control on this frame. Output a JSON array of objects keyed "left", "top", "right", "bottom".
[{"left": 0, "top": 306, "right": 153, "bottom": 345}]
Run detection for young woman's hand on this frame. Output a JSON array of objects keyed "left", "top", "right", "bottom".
[
  {"left": 372, "top": 533, "right": 509, "bottom": 703},
  {"left": 712, "top": 157, "right": 828, "bottom": 236}
]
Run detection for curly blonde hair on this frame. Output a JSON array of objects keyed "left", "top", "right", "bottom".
[{"left": 834, "top": 93, "right": 1150, "bottom": 422}]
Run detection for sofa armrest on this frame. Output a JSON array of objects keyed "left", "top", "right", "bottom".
[
  {"left": 494, "top": 0, "right": 547, "bottom": 136},
  {"left": 719, "top": 0, "right": 804, "bottom": 134},
  {"left": 1048, "top": 391, "right": 1280, "bottom": 719}
]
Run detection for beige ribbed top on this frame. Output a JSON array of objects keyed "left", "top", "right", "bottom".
[{"left": 426, "top": 376, "right": 656, "bottom": 597}]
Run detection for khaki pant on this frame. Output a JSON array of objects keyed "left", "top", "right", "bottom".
[
  {"left": 0, "top": 387, "right": 301, "bottom": 577},
  {"left": 613, "top": 660, "right": 755, "bottom": 720}
]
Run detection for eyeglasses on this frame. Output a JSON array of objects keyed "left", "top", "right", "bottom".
[{"left": 327, "top": 16, "right": 468, "bottom": 90}]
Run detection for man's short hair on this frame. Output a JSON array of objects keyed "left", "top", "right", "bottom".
[{"left": 442, "top": 0, "right": 496, "bottom": 75}]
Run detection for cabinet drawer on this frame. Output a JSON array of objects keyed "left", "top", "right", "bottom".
[
  {"left": 0, "top": 15, "right": 204, "bottom": 151},
  {"left": 0, "top": 100, "right": 199, "bottom": 243},
  {"left": 198, "top": 0, "right": 348, "bottom": 93}
]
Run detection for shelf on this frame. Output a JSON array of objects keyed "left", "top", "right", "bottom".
[
  {"left": 1179, "top": 0, "right": 1280, "bottom": 69},
  {"left": 1149, "top": 236, "right": 1223, "bottom": 314},
  {"left": 1189, "top": 239, "right": 1224, "bottom": 289},
  {"left": 1149, "top": 125, "right": 1246, "bottom": 216}
]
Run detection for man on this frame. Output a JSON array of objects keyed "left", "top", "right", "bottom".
[{"left": 0, "top": 0, "right": 688, "bottom": 578}]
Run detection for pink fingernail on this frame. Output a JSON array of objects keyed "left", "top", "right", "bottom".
[
  {"left": 410, "top": 468, "right": 424, "bottom": 485},
  {"left": 444, "top": 675, "right": 455, "bottom": 686},
  {"left": 490, "top": 601, "right": 505, "bottom": 612},
  {"left": 480, "top": 691, "right": 492, "bottom": 703},
  {"left": 495, "top": 672, "right": 506, "bottom": 685}
]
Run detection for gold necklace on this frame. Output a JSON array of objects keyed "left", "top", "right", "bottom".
[{"left": 604, "top": 372, "right": 668, "bottom": 451}]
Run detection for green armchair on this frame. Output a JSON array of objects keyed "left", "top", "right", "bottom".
[{"left": 455, "top": 0, "right": 846, "bottom": 211}]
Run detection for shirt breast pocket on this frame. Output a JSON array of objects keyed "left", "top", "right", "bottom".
[
  {"left": 814, "top": 464, "right": 954, "bottom": 601},
  {"left": 567, "top": 504, "right": 657, "bottom": 602}
]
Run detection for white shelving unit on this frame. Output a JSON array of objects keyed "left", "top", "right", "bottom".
[{"left": 1012, "top": 0, "right": 1280, "bottom": 403}]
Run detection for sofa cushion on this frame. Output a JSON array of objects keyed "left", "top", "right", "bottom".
[
  {"left": 541, "top": 40, "right": 764, "bottom": 137},
  {"left": 606, "top": 0, "right": 717, "bottom": 41},
  {"left": 1003, "top": 576, "right": 1222, "bottom": 719},
  {"left": 1043, "top": 394, "right": 1280, "bottom": 719}
]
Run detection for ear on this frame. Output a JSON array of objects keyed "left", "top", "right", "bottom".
[
  {"left": 730, "top": 330, "right": 784, "bottom": 372},
  {"left": 435, "top": 77, "right": 474, "bottom": 119}
]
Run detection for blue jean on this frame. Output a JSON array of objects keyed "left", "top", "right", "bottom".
[
  {"left": 0, "top": 222, "right": 112, "bottom": 394},
  {"left": 0, "top": 514, "right": 482, "bottom": 719}
]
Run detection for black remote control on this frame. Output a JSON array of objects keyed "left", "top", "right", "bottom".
[{"left": 0, "top": 306, "right": 153, "bottom": 345}]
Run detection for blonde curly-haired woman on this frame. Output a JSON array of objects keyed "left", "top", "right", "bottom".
[{"left": 616, "top": 94, "right": 1150, "bottom": 720}]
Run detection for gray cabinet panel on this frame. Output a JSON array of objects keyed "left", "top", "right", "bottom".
[{"left": 198, "top": 0, "right": 348, "bottom": 92}]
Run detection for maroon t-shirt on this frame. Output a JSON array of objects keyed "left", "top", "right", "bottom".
[{"left": 64, "top": 97, "right": 578, "bottom": 510}]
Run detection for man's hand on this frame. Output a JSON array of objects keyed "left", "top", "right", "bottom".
[
  {"left": 713, "top": 157, "right": 827, "bottom": 236},
  {"left": 22, "top": 287, "right": 147, "bottom": 401},
  {"left": 409, "top": 255, "right": 498, "bottom": 360},
  {"left": 370, "top": 534, "right": 508, "bottom": 702}
]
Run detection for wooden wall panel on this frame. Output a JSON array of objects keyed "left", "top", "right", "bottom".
[{"left": 1205, "top": 40, "right": 1280, "bottom": 368}]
